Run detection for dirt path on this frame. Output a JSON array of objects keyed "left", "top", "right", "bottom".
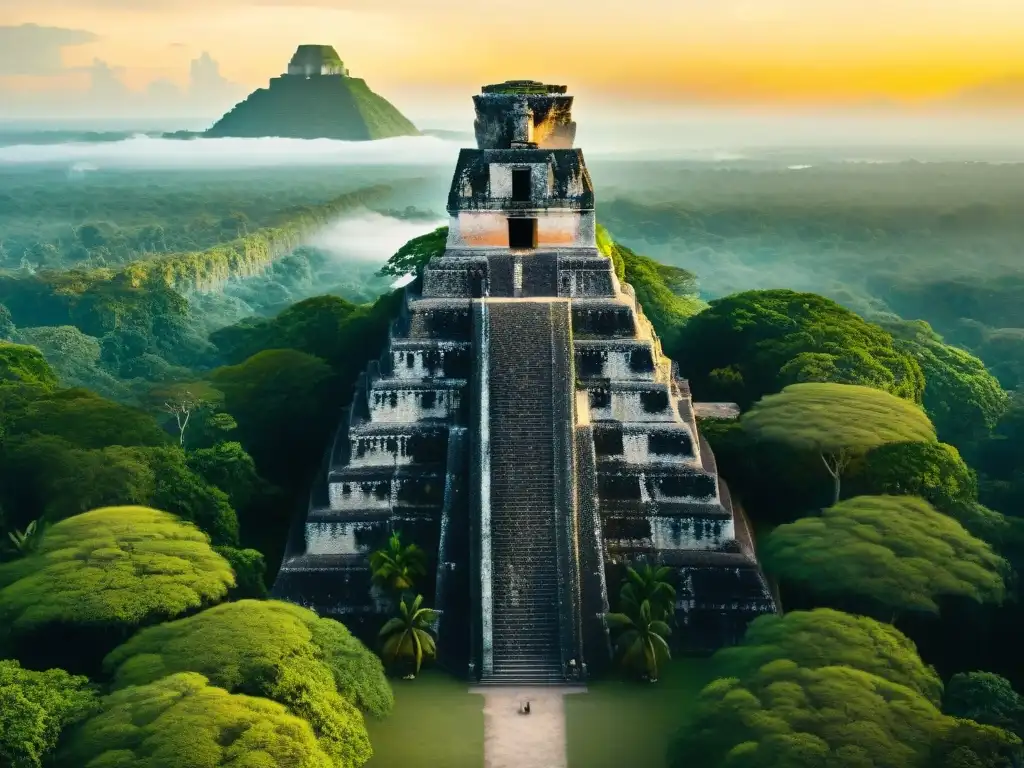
[{"left": 471, "top": 686, "right": 586, "bottom": 768}]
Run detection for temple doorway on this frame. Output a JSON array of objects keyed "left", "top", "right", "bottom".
[
  {"left": 508, "top": 217, "right": 537, "bottom": 249},
  {"left": 511, "top": 168, "right": 532, "bottom": 202}
]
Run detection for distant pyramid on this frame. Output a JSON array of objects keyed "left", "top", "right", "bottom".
[{"left": 205, "top": 45, "right": 419, "bottom": 141}]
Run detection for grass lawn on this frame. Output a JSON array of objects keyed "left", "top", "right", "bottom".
[
  {"left": 565, "top": 657, "right": 721, "bottom": 768},
  {"left": 365, "top": 670, "right": 484, "bottom": 768}
]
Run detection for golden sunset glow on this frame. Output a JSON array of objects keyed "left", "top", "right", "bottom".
[{"left": 2, "top": 0, "right": 1023, "bottom": 112}]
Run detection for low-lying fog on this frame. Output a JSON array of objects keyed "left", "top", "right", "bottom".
[{"left": 3, "top": 110, "right": 1024, "bottom": 170}]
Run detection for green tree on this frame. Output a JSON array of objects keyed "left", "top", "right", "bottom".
[
  {"left": 849, "top": 440, "right": 978, "bottom": 514},
  {"left": 763, "top": 495, "right": 1006, "bottom": 620},
  {"left": 672, "top": 660, "right": 974, "bottom": 768},
  {"left": 7, "top": 387, "right": 169, "bottom": 449},
  {"left": 104, "top": 600, "right": 392, "bottom": 766},
  {"left": 713, "top": 608, "right": 943, "bottom": 703},
  {"left": 619, "top": 564, "right": 675, "bottom": 620},
  {"left": 187, "top": 440, "right": 262, "bottom": 512},
  {"left": 880, "top": 317, "right": 1010, "bottom": 448},
  {"left": 670, "top": 289, "right": 925, "bottom": 408},
  {"left": 929, "top": 719, "right": 1023, "bottom": 768},
  {"left": 1, "top": 437, "right": 239, "bottom": 544},
  {"left": 0, "top": 659, "right": 97, "bottom": 768},
  {"left": 147, "top": 446, "right": 239, "bottom": 545},
  {"left": 210, "top": 295, "right": 361, "bottom": 366},
  {"left": 944, "top": 672, "right": 1024, "bottom": 737},
  {"left": 605, "top": 599, "right": 672, "bottom": 682},
  {"left": 0, "top": 506, "right": 234, "bottom": 673},
  {"left": 210, "top": 348, "right": 335, "bottom": 485},
  {"left": 214, "top": 546, "right": 268, "bottom": 599},
  {"left": 56, "top": 672, "right": 335, "bottom": 768},
  {"left": 0, "top": 304, "right": 14, "bottom": 341},
  {"left": 379, "top": 594, "right": 438, "bottom": 677},
  {"left": 741, "top": 382, "right": 936, "bottom": 502},
  {"left": 370, "top": 531, "right": 427, "bottom": 595},
  {"left": 0, "top": 342, "right": 58, "bottom": 390},
  {"left": 379, "top": 226, "right": 447, "bottom": 277},
  {"left": 976, "top": 394, "right": 1024, "bottom": 516},
  {"left": 16, "top": 326, "right": 131, "bottom": 402}
]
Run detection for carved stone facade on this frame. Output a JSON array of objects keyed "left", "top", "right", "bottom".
[{"left": 274, "top": 80, "right": 776, "bottom": 683}]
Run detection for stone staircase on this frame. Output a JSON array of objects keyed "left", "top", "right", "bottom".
[{"left": 484, "top": 301, "right": 565, "bottom": 684}]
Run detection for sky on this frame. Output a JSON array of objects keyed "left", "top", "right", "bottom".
[{"left": 1, "top": 0, "right": 1022, "bottom": 121}]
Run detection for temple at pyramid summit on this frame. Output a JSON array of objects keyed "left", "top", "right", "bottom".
[
  {"left": 205, "top": 45, "right": 419, "bottom": 140},
  {"left": 273, "top": 80, "right": 776, "bottom": 684}
]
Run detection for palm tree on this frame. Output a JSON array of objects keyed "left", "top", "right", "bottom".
[
  {"left": 606, "top": 598, "right": 672, "bottom": 682},
  {"left": 620, "top": 564, "right": 676, "bottom": 621},
  {"left": 379, "top": 594, "right": 438, "bottom": 677},
  {"left": 370, "top": 531, "right": 427, "bottom": 595},
  {"left": 6, "top": 519, "right": 45, "bottom": 557}
]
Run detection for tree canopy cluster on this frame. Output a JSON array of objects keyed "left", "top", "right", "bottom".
[
  {"left": 0, "top": 659, "right": 97, "bottom": 768},
  {"left": 103, "top": 599, "right": 393, "bottom": 766},
  {"left": 671, "top": 609, "right": 1022, "bottom": 768},
  {"left": 672, "top": 289, "right": 925, "bottom": 408},
  {"left": 763, "top": 495, "right": 1006, "bottom": 618},
  {"left": 740, "top": 382, "right": 936, "bottom": 502},
  {"left": 0, "top": 506, "right": 235, "bottom": 671},
  {"left": 57, "top": 672, "right": 336, "bottom": 768}
]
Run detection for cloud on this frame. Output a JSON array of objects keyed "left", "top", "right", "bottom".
[
  {"left": 84, "top": 58, "right": 129, "bottom": 98},
  {"left": 307, "top": 211, "right": 447, "bottom": 264},
  {"left": 189, "top": 51, "right": 239, "bottom": 102},
  {"left": 0, "top": 24, "right": 97, "bottom": 76},
  {"left": 0, "top": 134, "right": 461, "bottom": 169},
  {"left": 0, "top": 50, "right": 246, "bottom": 119}
]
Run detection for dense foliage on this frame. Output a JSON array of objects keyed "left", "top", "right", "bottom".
[
  {"left": 944, "top": 671, "right": 1024, "bottom": 738},
  {"left": 0, "top": 506, "right": 234, "bottom": 671},
  {"left": 848, "top": 440, "right": 978, "bottom": 514},
  {"left": 672, "top": 290, "right": 924, "bottom": 408},
  {"left": 0, "top": 342, "right": 58, "bottom": 390},
  {"left": 0, "top": 660, "right": 97, "bottom": 768},
  {"left": 881, "top": 317, "right": 1010, "bottom": 448},
  {"left": 379, "top": 225, "right": 447, "bottom": 277},
  {"left": 104, "top": 599, "right": 392, "bottom": 766},
  {"left": 713, "top": 608, "right": 943, "bottom": 703},
  {"left": 763, "top": 495, "right": 1006, "bottom": 618},
  {"left": 673, "top": 661, "right": 1018, "bottom": 768},
  {"left": 57, "top": 672, "right": 335, "bottom": 768},
  {"left": 741, "top": 382, "right": 936, "bottom": 501}
]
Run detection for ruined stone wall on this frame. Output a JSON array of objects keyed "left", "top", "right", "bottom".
[{"left": 473, "top": 94, "right": 576, "bottom": 149}]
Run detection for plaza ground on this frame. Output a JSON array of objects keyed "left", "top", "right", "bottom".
[
  {"left": 365, "top": 658, "right": 717, "bottom": 768},
  {"left": 365, "top": 670, "right": 485, "bottom": 768},
  {"left": 564, "top": 657, "right": 719, "bottom": 768}
]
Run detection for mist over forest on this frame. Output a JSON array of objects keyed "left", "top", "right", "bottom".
[{"left": 2, "top": 124, "right": 1021, "bottom": 387}]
